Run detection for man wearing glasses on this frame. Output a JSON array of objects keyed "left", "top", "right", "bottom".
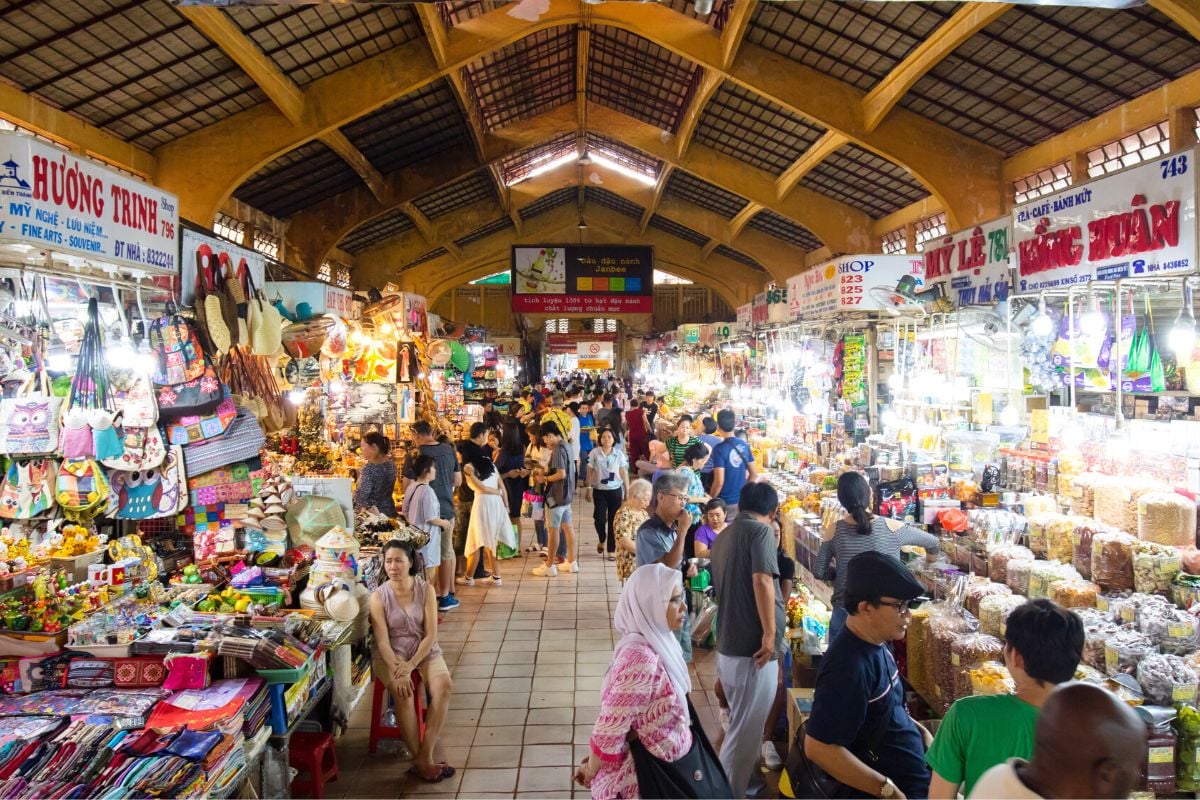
[
  {"left": 805, "top": 551, "right": 933, "bottom": 800},
  {"left": 634, "top": 472, "right": 694, "bottom": 570}
]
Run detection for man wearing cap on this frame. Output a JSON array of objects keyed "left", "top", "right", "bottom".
[{"left": 805, "top": 551, "right": 933, "bottom": 800}]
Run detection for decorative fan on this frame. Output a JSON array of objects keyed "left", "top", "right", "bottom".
[
  {"left": 449, "top": 340, "right": 470, "bottom": 373},
  {"left": 869, "top": 275, "right": 950, "bottom": 318},
  {"left": 427, "top": 339, "right": 452, "bottom": 366}
]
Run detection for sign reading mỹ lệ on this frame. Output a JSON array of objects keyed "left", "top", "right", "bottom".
[
  {"left": 923, "top": 216, "right": 1012, "bottom": 306},
  {"left": 787, "top": 255, "right": 926, "bottom": 318},
  {"left": 1012, "top": 147, "right": 1197, "bottom": 292},
  {"left": 0, "top": 131, "right": 178, "bottom": 274}
]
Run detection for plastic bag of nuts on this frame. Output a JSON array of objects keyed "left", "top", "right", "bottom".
[
  {"left": 1006, "top": 558, "right": 1035, "bottom": 595},
  {"left": 1112, "top": 592, "right": 1172, "bottom": 627},
  {"left": 930, "top": 608, "right": 977, "bottom": 714},
  {"left": 1091, "top": 530, "right": 1138, "bottom": 593},
  {"left": 1072, "top": 520, "right": 1112, "bottom": 580},
  {"left": 964, "top": 580, "right": 1013, "bottom": 617},
  {"left": 1136, "top": 652, "right": 1199, "bottom": 706},
  {"left": 1082, "top": 618, "right": 1122, "bottom": 671},
  {"left": 1139, "top": 603, "right": 1200, "bottom": 655},
  {"left": 906, "top": 604, "right": 934, "bottom": 703},
  {"left": 1138, "top": 491, "right": 1198, "bottom": 548},
  {"left": 988, "top": 544, "right": 1034, "bottom": 586},
  {"left": 1132, "top": 541, "right": 1183, "bottom": 596},
  {"left": 979, "top": 594, "right": 1027, "bottom": 638},
  {"left": 1103, "top": 627, "right": 1156, "bottom": 676},
  {"left": 1048, "top": 578, "right": 1100, "bottom": 609},
  {"left": 951, "top": 633, "right": 1004, "bottom": 704}
]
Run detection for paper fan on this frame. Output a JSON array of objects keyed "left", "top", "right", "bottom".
[
  {"left": 321, "top": 314, "right": 348, "bottom": 358},
  {"left": 427, "top": 339, "right": 452, "bottom": 366},
  {"left": 449, "top": 340, "right": 470, "bottom": 373}
]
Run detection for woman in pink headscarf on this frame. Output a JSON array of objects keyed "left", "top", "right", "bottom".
[{"left": 574, "top": 564, "right": 693, "bottom": 799}]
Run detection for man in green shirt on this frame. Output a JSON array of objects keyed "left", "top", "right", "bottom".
[{"left": 926, "top": 599, "right": 1084, "bottom": 799}]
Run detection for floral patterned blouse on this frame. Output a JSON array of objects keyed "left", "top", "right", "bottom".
[
  {"left": 588, "top": 641, "right": 693, "bottom": 799},
  {"left": 613, "top": 505, "right": 648, "bottom": 582}
]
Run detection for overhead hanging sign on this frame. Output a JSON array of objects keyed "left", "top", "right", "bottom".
[
  {"left": 923, "top": 216, "right": 1012, "bottom": 306},
  {"left": 765, "top": 285, "right": 789, "bottom": 324},
  {"left": 787, "top": 254, "right": 926, "bottom": 318},
  {"left": 679, "top": 324, "right": 701, "bottom": 344},
  {"left": 0, "top": 131, "right": 179, "bottom": 274},
  {"left": 576, "top": 341, "right": 614, "bottom": 369},
  {"left": 180, "top": 228, "right": 265, "bottom": 307},
  {"left": 1012, "top": 147, "right": 1197, "bottom": 292},
  {"left": 546, "top": 331, "right": 617, "bottom": 354},
  {"left": 736, "top": 303, "right": 752, "bottom": 331},
  {"left": 511, "top": 244, "right": 652, "bottom": 313},
  {"left": 751, "top": 293, "right": 769, "bottom": 326}
]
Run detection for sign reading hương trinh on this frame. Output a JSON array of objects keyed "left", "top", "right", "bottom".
[
  {"left": 1012, "top": 148, "right": 1196, "bottom": 293},
  {"left": 0, "top": 131, "right": 179, "bottom": 274}
]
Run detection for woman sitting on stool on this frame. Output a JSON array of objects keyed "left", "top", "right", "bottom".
[{"left": 369, "top": 539, "right": 455, "bottom": 784}]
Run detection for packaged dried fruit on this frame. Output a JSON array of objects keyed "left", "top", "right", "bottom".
[
  {"left": 1138, "top": 491, "right": 1198, "bottom": 548},
  {"left": 1137, "top": 652, "right": 1199, "bottom": 706},
  {"left": 951, "top": 633, "right": 1004, "bottom": 703},
  {"left": 930, "top": 608, "right": 976, "bottom": 715},
  {"left": 1006, "top": 558, "right": 1035, "bottom": 595},
  {"left": 1083, "top": 619, "right": 1122, "bottom": 671},
  {"left": 969, "top": 661, "right": 1015, "bottom": 696},
  {"left": 1092, "top": 530, "right": 1138, "bottom": 593},
  {"left": 1049, "top": 578, "right": 1100, "bottom": 609},
  {"left": 964, "top": 580, "right": 1012, "bottom": 617},
  {"left": 979, "top": 594, "right": 1027, "bottom": 638},
  {"left": 1029, "top": 561, "right": 1080, "bottom": 600},
  {"left": 989, "top": 544, "right": 1033, "bottom": 586},
  {"left": 1139, "top": 604, "right": 1200, "bottom": 655},
  {"left": 1133, "top": 541, "right": 1183, "bottom": 596},
  {"left": 1104, "top": 628, "right": 1156, "bottom": 676}
]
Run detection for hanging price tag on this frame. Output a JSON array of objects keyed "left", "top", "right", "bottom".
[{"left": 1030, "top": 409, "right": 1050, "bottom": 445}]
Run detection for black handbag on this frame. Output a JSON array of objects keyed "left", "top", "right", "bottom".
[
  {"left": 781, "top": 716, "right": 890, "bottom": 799},
  {"left": 627, "top": 701, "right": 731, "bottom": 799}
]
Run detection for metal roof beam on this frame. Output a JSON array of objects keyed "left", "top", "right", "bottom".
[
  {"left": 1151, "top": 0, "right": 1200, "bottom": 43},
  {"left": 321, "top": 131, "right": 387, "bottom": 203},
  {"left": 719, "top": 0, "right": 758, "bottom": 69},
  {"left": 177, "top": 6, "right": 305, "bottom": 126},
  {"left": 775, "top": 132, "right": 848, "bottom": 201},
  {"left": 674, "top": 70, "right": 721, "bottom": 161},
  {"left": 861, "top": 3, "right": 1012, "bottom": 132},
  {"left": 639, "top": 165, "right": 674, "bottom": 233}
]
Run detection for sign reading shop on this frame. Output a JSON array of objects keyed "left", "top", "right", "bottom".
[
  {"left": 0, "top": 131, "right": 179, "bottom": 274},
  {"left": 1012, "top": 147, "right": 1197, "bottom": 292},
  {"left": 511, "top": 244, "right": 652, "bottom": 314}
]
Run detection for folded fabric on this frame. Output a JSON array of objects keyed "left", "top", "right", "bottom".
[{"left": 163, "top": 728, "right": 223, "bottom": 762}]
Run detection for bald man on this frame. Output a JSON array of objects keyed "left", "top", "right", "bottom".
[{"left": 968, "top": 682, "right": 1146, "bottom": 799}]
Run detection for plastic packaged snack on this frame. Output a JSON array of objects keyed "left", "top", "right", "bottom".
[
  {"left": 989, "top": 544, "right": 1034, "bottom": 586},
  {"left": 1139, "top": 604, "right": 1200, "bottom": 655},
  {"left": 1074, "top": 663, "right": 1107, "bottom": 684},
  {"left": 1096, "top": 591, "right": 1131, "bottom": 621},
  {"left": 1049, "top": 578, "right": 1100, "bottom": 609},
  {"left": 952, "top": 633, "right": 1005, "bottom": 703},
  {"left": 1098, "top": 477, "right": 1169, "bottom": 533},
  {"left": 1072, "top": 519, "right": 1111, "bottom": 579},
  {"left": 1028, "top": 561, "right": 1080, "bottom": 600},
  {"left": 1071, "top": 473, "right": 1103, "bottom": 517},
  {"left": 1138, "top": 491, "right": 1198, "bottom": 548},
  {"left": 1133, "top": 541, "right": 1183, "bottom": 596},
  {"left": 964, "top": 580, "right": 1013, "bottom": 617},
  {"left": 1092, "top": 530, "right": 1138, "bottom": 593},
  {"left": 1083, "top": 619, "right": 1122, "bottom": 671},
  {"left": 969, "top": 661, "right": 1015, "bottom": 696},
  {"left": 979, "top": 594, "right": 1027, "bottom": 638},
  {"left": 1137, "top": 652, "right": 1199, "bottom": 706},
  {"left": 906, "top": 605, "right": 933, "bottom": 703},
  {"left": 1006, "top": 558, "right": 1035, "bottom": 595},
  {"left": 930, "top": 609, "right": 977, "bottom": 714},
  {"left": 1104, "top": 627, "right": 1156, "bottom": 676},
  {"left": 1113, "top": 592, "right": 1173, "bottom": 626}
]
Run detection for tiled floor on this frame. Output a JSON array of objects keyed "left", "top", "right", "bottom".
[{"left": 334, "top": 494, "right": 729, "bottom": 799}]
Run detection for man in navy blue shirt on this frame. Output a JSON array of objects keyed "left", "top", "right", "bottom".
[
  {"left": 709, "top": 409, "right": 758, "bottom": 517},
  {"left": 805, "top": 552, "right": 933, "bottom": 800}
]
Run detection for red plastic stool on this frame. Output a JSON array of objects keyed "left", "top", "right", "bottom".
[
  {"left": 289, "top": 731, "right": 339, "bottom": 799},
  {"left": 368, "top": 671, "right": 426, "bottom": 754}
]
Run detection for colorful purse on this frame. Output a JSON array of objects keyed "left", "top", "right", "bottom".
[
  {"left": 109, "top": 366, "right": 158, "bottom": 428},
  {"left": 0, "top": 458, "right": 57, "bottom": 519},
  {"left": 149, "top": 311, "right": 206, "bottom": 387},
  {"left": 188, "top": 460, "right": 260, "bottom": 506},
  {"left": 101, "top": 424, "right": 166, "bottom": 471},
  {"left": 55, "top": 457, "right": 110, "bottom": 519},
  {"left": 165, "top": 394, "right": 236, "bottom": 445},
  {"left": 66, "top": 658, "right": 114, "bottom": 689},
  {"left": 0, "top": 394, "right": 63, "bottom": 456},
  {"left": 157, "top": 367, "right": 225, "bottom": 418},
  {"left": 182, "top": 408, "right": 264, "bottom": 477},
  {"left": 113, "top": 656, "right": 166, "bottom": 688},
  {"left": 107, "top": 446, "right": 185, "bottom": 520}
]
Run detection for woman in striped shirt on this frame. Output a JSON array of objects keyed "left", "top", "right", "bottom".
[{"left": 815, "top": 471, "right": 939, "bottom": 643}]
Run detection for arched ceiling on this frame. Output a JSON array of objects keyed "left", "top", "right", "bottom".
[{"left": 3, "top": 0, "right": 1200, "bottom": 293}]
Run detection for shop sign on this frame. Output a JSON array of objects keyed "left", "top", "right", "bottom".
[
  {"left": 751, "top": 292, "right": 769, "bottom": 325},
  {"left": 491, "top": 337, "right": 522, "bottom": 356},
  {"left": 0, "top": 131, "right": 179, "bottom": 274},
  {"left": 736, "top": 303, "right": 752, "bottom": 331},
  {"left": 679, "top": 324, "right": 701, "bottom": 344},
  {"left": 765, "top": 284, "right": 789, "bottom": 324},
  {"left": 711, "top": 322, "right": 736, "bottom": 341},
  {"left": 923, "top": 216, "right": 1012, "bottom": 306},
  {"left": 577, "top": 341, "right": 614, "bottom": 369},
  {"left": 787, "top": 255, "right": 926, "bottom": 317},
  {"left": 265, "top": 281, "right": 354, "bottom": 320},
  {"left": 511, "top": 244, "right": 652, "bottom": 313},
  {"left": 180, "top": 228, "right": 264, "bottom": 306},
  {"left": 1012, "top": 148, "right": 1197, "bottom": 291},
  {"left": 546, "top": 331, "right": 617, "bottom": 354},
  {"left": 326, "top": 285, "right": 354, "bottom": 320}
]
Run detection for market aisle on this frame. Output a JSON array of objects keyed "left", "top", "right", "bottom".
[{"left": 337, "top": 493, "right": 724, "bottom": 799}]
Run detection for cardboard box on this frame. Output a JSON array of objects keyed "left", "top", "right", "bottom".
[{"left": 787, "top": 688, "right": 814, "bottom": 751}]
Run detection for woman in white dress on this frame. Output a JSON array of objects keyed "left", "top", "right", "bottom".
[{"left": 457, "top": 454, "right": 514, "bottom": 586}]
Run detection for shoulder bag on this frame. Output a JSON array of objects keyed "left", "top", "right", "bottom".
[
  {"left": 779, "top": 697, "right": 894, "bottom": 799},
  {"left": 626, "top": 700, "right": 731, "bottom": 799}
]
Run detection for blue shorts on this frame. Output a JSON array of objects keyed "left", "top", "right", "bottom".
[{"left": 548, "top": 504, "right": 572, "bottom": 528}]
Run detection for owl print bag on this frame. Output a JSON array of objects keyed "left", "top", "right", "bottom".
[
  {"left": 107, "top": 446, "right": 185, "bottom": 520},
  {"left": 0, "top": 369, "right": 63, "bottom": 457}
]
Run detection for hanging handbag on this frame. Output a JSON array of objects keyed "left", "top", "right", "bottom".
[
  {"left": 109, "top": 366, "right": 157, "bottom": 428},
  {"left": 0, "top": 366, "right": 63, "bottom": 457},
  {"left": 101, "top": 424, "right": 166, "bottom": 471},
  {"left": 188, "top": 460, "right": 260, "bottom": 506},
  {"left": 626, "top": 701, "right": 731, "bottom": 799},
  {"left": 244, "top": 264, "right": 283, "bottom": 357},
  {"left": 164, "top": 394, "right": 237, "bottom": 445},
  {"left": 0, "top": 458, "right": 57, "bottom": 519},
  {"left": 195, "top": 246, "right": 231, "bottom": 355},
  {"left": 182, "top": 408, "right": 265, "bottom": 477},
  {"left": 55, "top": 456, "right": 110, "bottom": 520},
  {"left": 107, "top": 446, "right": 185, "bottom": 520},
  {"left": 779, "top": 702, "right": 895, "bottom": 799},
  {"left": 157, "top": 367, "right": 226, "bottom": 418},
  {"left": 149, "top": 309, "right": 207, "bottom": 387}
]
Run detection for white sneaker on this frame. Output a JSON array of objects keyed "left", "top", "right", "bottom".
[
  {"left": 488, "top": 576, "right": 502, "bottom": 586},
  {"left": 532, "top": 563, "right": 558, "bottom": 577},
  {"left": 719, "top": 708, "right": 731, "bottom": 731},
  {"left": 455, "top": 576, "right": 474, "bottom": 587},
  {"left": 761, "top": 741, "right": 782, "bottom": 770},
  {"left": 564, "top": 560, "right": 580, "bottom": 573}
]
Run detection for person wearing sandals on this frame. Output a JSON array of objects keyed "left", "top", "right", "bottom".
[
  {"left": 369, "top": 539, "right": 455, "bottom": 784},
  {"left": 614, "top": 479, "right": 652, "bottom": 583},
  {"left": 457, "top": 453, "right": 512, "bottom": 587}
]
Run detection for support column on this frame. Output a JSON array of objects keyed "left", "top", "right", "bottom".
[
  {"left": 1071, "top": 150, "right": 1091, "bottom": 185},
  {"left": 1171, "top": 106, "right": 1198, "bottom": 149},
  {"left": 904, "top": 222, "right": 917, "bottom": 254}
]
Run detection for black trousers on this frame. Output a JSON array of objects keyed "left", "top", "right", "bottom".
[{"left": 592, "top": 487, "right": 622, "bottom": 552}]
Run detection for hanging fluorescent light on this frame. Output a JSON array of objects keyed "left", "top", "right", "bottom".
[
  {"left": 1170, "top": 281, "right": 1197, "bottom": 357},
  {"left": 694, "top": 0, "right": 714, "bottom": 13},
  {"left": 1029, "top": 294, "right": 1054, "bottom": 337}
]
